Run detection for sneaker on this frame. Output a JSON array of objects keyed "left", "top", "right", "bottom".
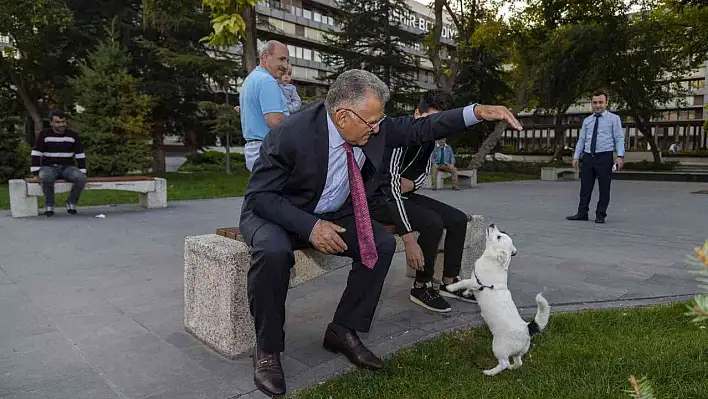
[
  {"left": 66, "top": 201, "right": 77, "bottom": 215},
  {"left": 44, "top": 206, "right": 54, "bottom": 217},
  {"left": 409, "top": 282, "right": 451, "bottom": 313},
  {"left": 440, "top": 277, "right": 477, "bottom": 303}
]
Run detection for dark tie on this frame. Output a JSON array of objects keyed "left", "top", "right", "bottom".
[
  {"left": 343, "top": 143, "right": 378, "bottom": 269},
  {"left": 590, "top": 114, "right": 601, "bottom": 155}
]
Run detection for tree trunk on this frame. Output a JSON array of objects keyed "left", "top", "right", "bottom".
[
  {"left": 8, "top": 71, "right": 43, "bottom": 137},
  {"left": 241, "top": 5, "right": 258, "bottom": 73},
  {"left": 552, "top": 114, "right": 566, "bottom": 161},
  {"left": 428, "top": 0, "right": 445, "bottom": 89},
  {"left": 637, "top": 122, "right": 661, "bottom": 165},
  {"left": 151, "top": 125, "right": 166, "bottom": 173},
  {"left": 466, "top": 68, "right": 529, "bottom": 169}
]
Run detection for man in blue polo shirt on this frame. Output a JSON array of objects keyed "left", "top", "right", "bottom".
[{"left": 240, "top": 40, "right": 290, "bottom": 171}]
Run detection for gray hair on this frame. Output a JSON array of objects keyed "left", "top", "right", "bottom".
[
  {"left": 324, "top": 70, "right": 390, "bottom": 117},
  {"left": 260, "top": 40, "right": 284, "bottom": 59}
]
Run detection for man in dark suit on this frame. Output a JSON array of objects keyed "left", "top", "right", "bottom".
[{"left": 239, "top": 69, "right": 522, "bottom": 397}]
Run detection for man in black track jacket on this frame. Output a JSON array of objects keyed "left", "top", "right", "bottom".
[{"left": 372, "top": 90, "right": 476, "bottom": 313}]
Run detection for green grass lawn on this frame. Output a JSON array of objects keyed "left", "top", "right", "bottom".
[
  {"left": 0, "top": 171, "right": 535, "bottom": 210},
  {"left": 0, "top": 171, "right": 251, "bottom": 210},
  {"left": 293, "top": 302, "right": 708, "bottom": 399},
  {"left": 477, "top": 171, "right": 538, "bottom": 183}
]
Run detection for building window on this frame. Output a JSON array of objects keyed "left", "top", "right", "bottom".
[
  {"left": 313, "top": 50, "right": 322, "bottom": 63},
  {"left": 292, "top": 6, "right": 302, "bottom": 17},
  {"left": 295, "top": 47, "right": 303, "bottom": 59},
  {"left": 302, "top": 48, "right": 312, "bottom": 60},
  {"left": 303, "top": 9, "right": 311, "bottom": 19},
  {"left": 694, "top": 95, "right": 705, "bottom": 106},
  {"left": 287, "top": 45, "right": 296, "bottom": 57},
  {"left": 314, "top": 11, "right": 322, "bottom": 23},
  {"left": 296, "top": 25, "right": 305, "bottom": 36}
]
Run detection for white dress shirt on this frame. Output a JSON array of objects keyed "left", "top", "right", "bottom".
[{"left": 313, "top": 115, "right": 366, "bottom": 214}]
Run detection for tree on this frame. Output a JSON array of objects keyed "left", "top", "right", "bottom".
[
  {"left": 196, "top": 0, "right": 260, "bottom": 72},
  {"left": 603, "top": 4, "right": 707, "bottom": 165},
  {"left": 0, "top": 0, "right": 75, "bottom": 136},
  {"left": 320, "top": 0, "right": 422, "bottom": 114},
  {"left": 424, "top": 0, "right": 499, "bottom": 92},
  {"left": 198, "top": 99, "right": 241, "bottom": 173},
  {"left": 461, "top": 10, "right": 542, "bottom": 168},
  {"left": 70, "top": 31, "right": 153, "bottom": 176},
  {"left": 139, "top": 0, "right": 244, "bottom": 171},
  {"left": 0, "top": 74, "right": 28, "bottom": 182}
]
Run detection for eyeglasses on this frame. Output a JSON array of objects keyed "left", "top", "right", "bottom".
[{"left": 338, "top": 108, "right": 387, "bottom": 133}]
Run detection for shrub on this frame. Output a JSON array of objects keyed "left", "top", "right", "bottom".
[
  {"left": 0, "top": 127, "right": 30, "bottom": 183},
  {"left": 70, "top": 36, "right": 153, "bottom": 176},
  {"left": 179, "top": 150, "right": 245, "bottom": 172}
]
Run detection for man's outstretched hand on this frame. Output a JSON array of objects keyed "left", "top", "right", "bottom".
[
  {"left": 474, "top": 105, "right": 523, "bottom": 130},
  {"left": 310, "top": 220, "right": 348, "bottom": 254}
]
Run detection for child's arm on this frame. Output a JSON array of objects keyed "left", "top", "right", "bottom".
[{"left": 289, "top": 85, "right": 302, "bottom": 112}]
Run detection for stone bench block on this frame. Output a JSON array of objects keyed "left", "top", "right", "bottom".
[
  {"left": 541, "top": 167, "right": 579, "bottom": 181},
  {"left": 423, "top": 169, "right": 477, "bottom": 189},
  {"left": 184, "top": 215, "right": 485, "bottom": 359}
]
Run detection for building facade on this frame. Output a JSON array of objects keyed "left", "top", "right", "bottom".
[{"left": 250, "top": 0, "right": 457, "bottom": 100}]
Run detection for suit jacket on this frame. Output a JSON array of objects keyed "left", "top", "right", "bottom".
[{"left": 238, "top": 101, "right": 468, "bottom": 245}]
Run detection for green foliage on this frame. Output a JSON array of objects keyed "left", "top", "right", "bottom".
[
  {"left": 198, "top": 100, "right": 242, "bottom": 146},
  {"left": 196, "top": 0, "right": 259, "bottom": 48},
  {"left": 685, "top": 240, "right": 708, "bottom": 323},
  {"left": 600, "top": 2, "right": 708, "bottom": 163},
  {"left": 70, "top": 34, "right": 153, "bottom": 176},
  {"left": 0, "top": 120, "right": 30, "bottom": 183},
  {"left": 179, "top": 150, "right": 245, "bottom": 172},
  {"left": 625, "top": 375, "right": 662, "bottom": 399},
  {"left": 319, "top": 0, "right": 422, "bottom": 114}
]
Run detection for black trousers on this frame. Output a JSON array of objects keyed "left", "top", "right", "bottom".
[
  {"left": 578, "top": 151, "right": 614, "bottom": 217},
  {"left": 370, "top": 193, "right": 468, "bottom": 284},
  {"left": 246, "top": 203, "right": 396, "bottom": 353}
]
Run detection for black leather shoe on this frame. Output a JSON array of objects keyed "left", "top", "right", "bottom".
[
  {"left": 253, "top": 349, "right": 285, "bottom": 398},
  {"left": 595, "top": 215, "right": 606, "bottom": 224},
  {"left": 322, "top": 325, "right": 383, "bottom": 370},
  {"left": 566, "top": 213, "right": 588, "bottom": 221}
]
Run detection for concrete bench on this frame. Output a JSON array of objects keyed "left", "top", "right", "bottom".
[
  {"left": 541, "top": 167, "right": 579, "bottom": 181},
  {"left": 423, "top": 169, "right": 478, "bottom": 189},
  {"left": 183, "top": 215, "right": 484, "bottom": 360},
  {"left": 8, "top": 176, "right": 168, "bottom": 217}
]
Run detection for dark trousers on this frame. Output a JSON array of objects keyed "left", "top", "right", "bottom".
[
  {"left": 246, "top": 203, "right": 397, "bottom": 353},
  {"left": 578, "top": 151, "right": 614, "bottom": 217},
  {"left": 370, "top": 193, "right": 468, "bottom": 284},
  {"left": 38, "top": 165, "right": 87, "bottom": 208}
]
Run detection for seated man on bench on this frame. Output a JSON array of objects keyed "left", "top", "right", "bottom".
[
  {"left": 373, "top": 90, "right": 477, "bottom": 314},
  {"left": 30, "top": 109, "right": 88, "bottom": 216},
  {"left": 239, "top": 70, "right": 522, "bottom": 397}
]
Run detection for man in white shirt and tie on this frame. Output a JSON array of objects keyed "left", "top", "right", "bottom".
[{"left": 567, "top": 92, "right": 625, "bottom": 224}]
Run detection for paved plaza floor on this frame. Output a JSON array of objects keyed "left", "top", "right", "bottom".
[{"left": 1, "top": 179, "right": 705, "bottom": 398}]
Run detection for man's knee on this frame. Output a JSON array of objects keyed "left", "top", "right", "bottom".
[
  {"left": 39, "top": 168, "right": 55, "bottom": 184},
  {"left": 377, "top": 232, "right": 396, "bottom": 257},
  {"left": 252, "top": 243, "right": 294, "bottom": 271},
  {"left": 72, "top": 172, "right": 87, "bottom": 185},
  {"left": 419, "top": 213, "right": 444, "bottom": 235}
]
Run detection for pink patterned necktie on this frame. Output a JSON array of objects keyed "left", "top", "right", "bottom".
[{"left": 343, "top": 142, "right": 378, "bottom": 269}]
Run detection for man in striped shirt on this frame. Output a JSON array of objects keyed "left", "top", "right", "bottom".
[
  {"left": 30, "top": 110, "right": 88, "bottom": 216},
  {"left": 372, "top": 90, "right": 475, "bottom": 313}
]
